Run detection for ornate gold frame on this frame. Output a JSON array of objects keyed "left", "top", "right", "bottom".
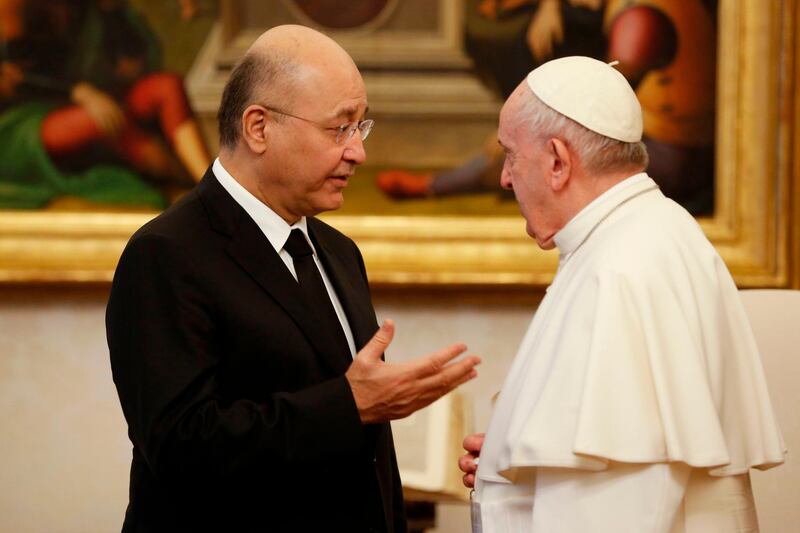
[{"left": 0, "top": 0, "right": 796, "bottom": 288}]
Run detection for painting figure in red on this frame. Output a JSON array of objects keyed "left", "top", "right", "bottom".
[
  {"left": 378, "top": 0, "right": 718, "bottom": 215},
  {"left": 606, "top": 0, "right": 717, "bottom": 213},
  {"left": 0, "top": 0, "right": 210, "bottom": 208},
  {"left": 377, "top": 0, "right": 608, "bottom": 203}
]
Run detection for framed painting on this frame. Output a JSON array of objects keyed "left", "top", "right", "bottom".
[
  {"left": 0, "top": 0, "right": 796, "bottom": 288},
  {"left": 0, "top": 0, "right": 217, "bottom": 280}
]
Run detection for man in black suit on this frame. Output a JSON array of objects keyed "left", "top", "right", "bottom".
[{"left": 106, "top": 24, "right": 481, "bottom": 532}]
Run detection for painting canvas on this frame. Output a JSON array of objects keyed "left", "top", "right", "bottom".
[
  {"left": 0, "top": 0, "right": 795, "bottom": 288},
  {"left": 360, "top": 0, "right": 717, "bottom": 218},
  {"left": 0, "top": 0, "right": 716, "bottom": 214},
  {"left": 0, "top": 0, "right": 215, "bottom": 212}
]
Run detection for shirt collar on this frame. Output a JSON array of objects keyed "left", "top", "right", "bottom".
[
  {"left": 212, "top": 158, "right": 313, "bottom": 255},
  {"left": 553, "top": 172, "right": 656, "bottom": 258}
]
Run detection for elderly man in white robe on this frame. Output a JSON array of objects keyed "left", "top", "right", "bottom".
[{"left": 458, "top": 56, "right": 786, "bottom": 533}]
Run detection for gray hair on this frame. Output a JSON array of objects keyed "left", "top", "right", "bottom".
[
  {"left": 217, "top": 52, "right": 298, "bottom": 150},
  {"left": 517, "top": 92, "right": 649, "bottom": 175}
]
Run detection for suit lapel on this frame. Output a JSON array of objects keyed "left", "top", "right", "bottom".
[
  {"left": 198, "top": 170, "right": 349, "bottom": 376},
  {"left": 310, "top": 222, "right": 378, "bottom": 351},
  {"left": 311, "top": 223, "right": 386, "bottom": 448}
]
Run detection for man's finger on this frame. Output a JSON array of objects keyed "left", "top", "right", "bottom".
[
  {"left": 413, "top": 356, "right": 479, "bottom": 402},
  {"left": 462, "top": 473, "right": 475, "bottom": 489},
  {"left": 356, "top": 319, "right": 395, "bottom": 362},
  {"left": 458, "top": 454, "right": 478, "bottom": 474},
  {"left": 424, "top": 351, "right": 480, "bottom": 383},
  {"left": 449, "top": 364, "right": 479, "bottom": 390},
  {"left": 436, "top": 359, "right": 480, "bottom": 393},
  {"left": 411, "top": 343, "right": 469, "bottom": 378},
  {"left": 463, "top": 432, "right": 485, "bottom": 453}
]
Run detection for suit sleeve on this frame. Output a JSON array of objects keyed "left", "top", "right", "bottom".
[{"left": 106, "top": 232, "right": 366, "bottom": 483}]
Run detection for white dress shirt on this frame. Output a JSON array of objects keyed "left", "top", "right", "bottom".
[{"left": 212, "top": 158, "right": 356, "bottom": 357}]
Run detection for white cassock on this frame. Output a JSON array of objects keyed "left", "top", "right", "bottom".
[{"left": 473, "top": 173, "right": 786, "bottom": 532}]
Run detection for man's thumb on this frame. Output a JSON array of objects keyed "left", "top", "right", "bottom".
[{"left": 359, "top": 319, "right": 395, "bottom": 361}]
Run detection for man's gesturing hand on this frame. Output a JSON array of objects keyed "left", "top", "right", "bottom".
[{"left": 346, "top": 320, "right": 480, "bottom": 424}]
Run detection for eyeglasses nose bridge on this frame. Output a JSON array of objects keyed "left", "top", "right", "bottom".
[
  {"left": 335, "top": 123, "right": 355, "bottom": 144},
  {"left": 358, "top": 119, "right": 373, "bottom": 142},
  {"left": 338, "top": 120, "right": 372, "bottom": 144}
]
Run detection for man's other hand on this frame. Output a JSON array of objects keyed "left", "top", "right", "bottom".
[
  {"left": 459, "top": 432, "right": 485, "bottom": 488},
  {"left": 346, "top": 320, "right": 480, "bottom": 424}
]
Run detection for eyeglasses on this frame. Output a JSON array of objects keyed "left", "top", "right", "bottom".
[{"left": 260, "top": 105, "right": 374, "bottom": 144}]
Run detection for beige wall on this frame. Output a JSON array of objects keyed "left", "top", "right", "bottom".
[
  {"left": 1, "top": 289, "right": 792, "bottom": 532},
  {"left": 0, "top": 292, "right": 131, "bottom": 532},
  {"left": 0, "top": 289, "right": 536, "bottom": 532}
]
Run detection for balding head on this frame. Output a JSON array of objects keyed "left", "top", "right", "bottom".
[
  {"left": 218, "top": 25, "right": 361, "bottom": 149},
  {"left": 248, "top": 24, "right": 358, "bottom": 75}
]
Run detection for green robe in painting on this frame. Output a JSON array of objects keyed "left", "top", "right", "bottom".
[
  {"left": 0, "top": 3, "right": 167, "bottom": 210},
  {"left": 0, "top": 104, "right": 165, "bottom": 209}
]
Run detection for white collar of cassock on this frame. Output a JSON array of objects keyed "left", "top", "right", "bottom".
[
  {"left": 554, "top": 172, "right": 656, "bottom": 263},
  {"left": 212, "top": 158, "right": 313, "bottom": 255}
]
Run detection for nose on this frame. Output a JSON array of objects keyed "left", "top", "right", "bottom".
[
  {"left": 343, "top": 131, "right": 366, "bottom": 165},
  {"left": 500, "top": 161, "right": 513, "bottom": 190}
]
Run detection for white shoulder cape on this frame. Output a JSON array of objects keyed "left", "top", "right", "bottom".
[{"left": 478, "top": 175, "right": 785, "bottom": 484}]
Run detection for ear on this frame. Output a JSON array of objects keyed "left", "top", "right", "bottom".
[
  {"left": 240, "top": 104, "right": 269, "bottom": 155},
  {"left": 547, "top": 138, "right": 572, "bottom": 191}
]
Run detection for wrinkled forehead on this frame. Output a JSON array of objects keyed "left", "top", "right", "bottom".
[
  {"left": 498, "top": 84, "right": 531, "bottom": 139},
  {"left": 250, "top": 26, "right": 367, "bottom": 118},
  {"left": 291, "top": 59, "right": 368, "bottom": 120}
]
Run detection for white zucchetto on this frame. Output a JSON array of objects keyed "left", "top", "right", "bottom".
[{"left": 526, "top": 56, "right": 643, "bottom": 142}]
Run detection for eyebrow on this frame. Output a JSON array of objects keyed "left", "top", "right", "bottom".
[{"left": 332, "top": 104, "right": 369, "bottom": 120}]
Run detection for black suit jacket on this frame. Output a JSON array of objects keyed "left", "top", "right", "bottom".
[{"left": 107, "top": 169, "right": 407, "bottom": 532}]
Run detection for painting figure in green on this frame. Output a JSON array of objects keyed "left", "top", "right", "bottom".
[{"left": 0, "top": 0, "right": 210, "bottom": 209}]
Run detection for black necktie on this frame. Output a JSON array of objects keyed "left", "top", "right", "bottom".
[
  {"left": 283, "top": 229, "right": 352, "bottom": 366},
  {"left": 285, "top": 231, "right": 383, "bottom": 527}
]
